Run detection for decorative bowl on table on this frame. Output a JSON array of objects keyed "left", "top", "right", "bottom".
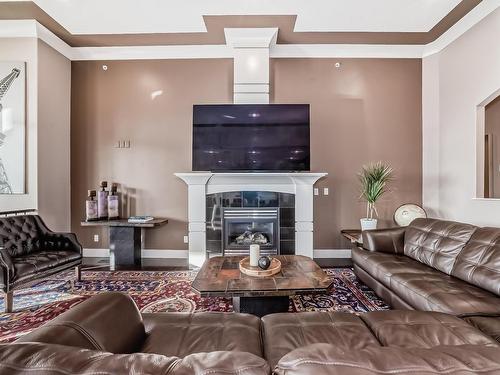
[{"left": 239, "top": 256, "right": 281, "bottom": 277}]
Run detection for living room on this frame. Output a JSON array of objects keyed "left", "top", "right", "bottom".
[{"left": 0, "top": 1, "right": 499, "bottom": 374}]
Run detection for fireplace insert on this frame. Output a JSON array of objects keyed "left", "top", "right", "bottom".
[{"left": 222, "top": 208, "right": 279, "bottom": 256}]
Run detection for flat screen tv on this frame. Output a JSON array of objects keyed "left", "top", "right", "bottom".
[{"left": 192, "top": 104, "right": 310, "bottom": 172}]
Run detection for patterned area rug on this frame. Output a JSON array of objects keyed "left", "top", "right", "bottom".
[{"left": 0, "top": 268, "right": 389, "bottom": 343}]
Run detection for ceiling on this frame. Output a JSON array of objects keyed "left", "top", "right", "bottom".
[
  {"left": 4, "top": 0, "right": 463, "bottom": 34},
  {"left": 33, "top": 0, "right": 466, "bottom": 34},
  {"left": 0, "top": 0, "right": 486, "bottom": 47}
]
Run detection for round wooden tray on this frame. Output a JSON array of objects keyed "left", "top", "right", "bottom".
[{"left": 239, "top": 257, "right": 281, "bottom": 277}]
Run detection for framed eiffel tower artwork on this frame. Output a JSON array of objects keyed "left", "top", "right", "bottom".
[{"left": 0, "top": 62, "right": 25, "bottom": 194}]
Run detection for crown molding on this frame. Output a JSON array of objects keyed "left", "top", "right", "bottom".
[
  {"left": 423, "top": 0, "right": 500, "bottom": 57},
  {"left": 0, "top": 2, "right": 498, "bottom": 62}
]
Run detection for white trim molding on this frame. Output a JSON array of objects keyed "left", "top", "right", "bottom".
[
  {"left": 83, "top": 248, "right": 351, "bottom": 259},
  {"left": 1, "top": 3, "right": 499, "bottom": 61},
  {"left": 83, "top": 248, "right": 189, "bottom": 259},
  {"left": 313, "top": 249, "right": 352, "bottom": 259}
]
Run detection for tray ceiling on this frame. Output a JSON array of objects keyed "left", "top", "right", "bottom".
[{"left": 8, "top": 0, "right": 462, "bottom": 35}]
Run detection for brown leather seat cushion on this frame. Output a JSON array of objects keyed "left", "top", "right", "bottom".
[
  {"left": 352, "top": 247, "right": 436, "bottom": 287},
  {"left": 16, "top": 292, "right": 145, "bottom": 354},
  {"left": 141, "top": 312, "right": 263, "bottom": 358},
  {"left": 389, "top": 271, "right": 500, "bottom": 315},
  {"left": 261, "top": 312, "right": 380, "bottom": 368},
  {"left": 360, "top": 310, "right": 499, "bottom": 348},
  {"left": 0, "top": 342, "right": 270, "bottom": 375},
  {"left": 274, "top": 343, "right": 500, "bottom": 375},
  {"left": 12, "top": 250, "right": 81, "bottom": 282},
  {"left": 353, "top": 247, "right": 500, "bottom": 315},
  {"left": 464, "top": 316, "right": 500, "bottom": 343}
]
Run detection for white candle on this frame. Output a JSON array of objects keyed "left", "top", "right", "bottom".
[{"left": 249, "top": 244, "right": 260, "bottom": 267}]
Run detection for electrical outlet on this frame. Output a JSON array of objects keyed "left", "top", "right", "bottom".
[
  {"left": 93, "top": 234, "right": 99, "bottom": 242},
  {"left": 314, "top": 188, "right": 319, "bottom": 196},
  {"left": 183, "top": 235, "right": 189, "bottom": 244},
  {"left": 324, "top": 187, "right": 329, "bottom": 195}
]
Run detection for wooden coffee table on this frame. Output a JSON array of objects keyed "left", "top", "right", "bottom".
[{"left": 192, "top": 255, "right": 333, "bottom": 317}]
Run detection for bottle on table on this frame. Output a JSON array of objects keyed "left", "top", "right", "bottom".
[
  {"left": 97, "top": 181, "right": 109, "bottom": 220},
  {"left": 108, "top": 183, "right": 120, "bottom": 220},
  {"left": 85, "top": 190, "right": 98, "bottom": 221}
]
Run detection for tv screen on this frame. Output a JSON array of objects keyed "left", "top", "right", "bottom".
[{"left": 192, "top": 104, "right": 310, "bottom": 172}]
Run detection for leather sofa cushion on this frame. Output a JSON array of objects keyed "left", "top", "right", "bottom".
[
  {"left": 16, "top": 292, "right": 145, "bottom": 354},
  {"left": 404, "top": 218, "right": 477, "bottom": 275},
  {"left": 261, "top": 312, "right": 380, "bottom": 369},
  {"left": 274, "top": 343, "right": 500, "bottom": 375},
  {"left": 0, "top": 342, "right": 270, "bottom": 375},
  {"left": 464, "top": 316, "right": 500, "bottom": 343},
  {"left": 352, "top": 247, "right": 437, "bottom": 287},
  {"left": 389, "top": 271, "right": 500, "bottom": 315},
  {"left": 141, "top": 312, "right": 262, "bottom": 358},
  {"left": 360, "top": 310, "right": 499, "bottom": 348},
  {"left": 12, "top": 250, "right": 81, "bottom": 282},
  {"left": 452, "top": 227, "right": 500, "bottom": 296}
]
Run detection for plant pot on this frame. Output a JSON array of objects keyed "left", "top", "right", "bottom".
[{"left": 360, "top": 218, "right": 378, "bottom": 231}]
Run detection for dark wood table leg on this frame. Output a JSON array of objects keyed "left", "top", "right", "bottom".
[
  {"left": 109, "top": 226, "right": 142, "bottom": 267},
  {"left": 232, "top": 296, "right": 290, "bottom": 317}
]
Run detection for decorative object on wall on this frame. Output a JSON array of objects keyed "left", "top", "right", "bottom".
[
  {"left": 358, "top": 161, "right": 393, "bottom": 231},
  {"left": 0, "top": 62, "right": 26, "bottom": 194},
  {"left": 393, "top": 203, "right": 427, "bottom": 227}
]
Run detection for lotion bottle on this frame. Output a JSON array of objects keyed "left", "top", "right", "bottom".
[
  {"left": 85, "top": 190, "right": 98, "bottom": 221},
  {"left": 107, "top": 183, "right": 119, "bottom": 220},
  {"left": 97, "top": 181, "right": 108, "bottom": 219}
]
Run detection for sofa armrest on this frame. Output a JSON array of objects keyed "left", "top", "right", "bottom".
[
  {"left": 0, "top": 248, "right": 14, "bottom": 290},
  {"left": 0, "top": 343, "right": 270, "bottom": 375},
  {"left": 361, "top": 227, "right": 405, "bottom": 254},
  {"left": 275, "top": 343, "right": 500, "bottom": 375},
  {"left": 16, "top": 292, "right": 145, "bottom": 353}
]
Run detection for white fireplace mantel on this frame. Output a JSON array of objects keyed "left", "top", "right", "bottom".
[{"left": 175, "top": 172, "right": 327, "bottom": 267}]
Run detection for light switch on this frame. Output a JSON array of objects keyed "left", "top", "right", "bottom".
[
  {"left": 324, "top": 187, "right": 329, "bottom": 195},
  {"left": 183, "top": 235, "right": 189, "bottom": 244},
  {"left": 314, "top": 188, "right": 319, "bottom": 196}
]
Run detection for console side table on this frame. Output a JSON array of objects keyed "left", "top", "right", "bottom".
[{"left": 81, "top": 218, "right": 168, "bottom": 268}]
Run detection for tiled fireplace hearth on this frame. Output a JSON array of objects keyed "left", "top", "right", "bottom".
[{"left": 175, "top": 173, "right": 327, "bottom": 267}]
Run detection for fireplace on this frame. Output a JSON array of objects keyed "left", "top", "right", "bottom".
[
  {"left": 206, "top": 191, "right": 295, "bottom": 257},
  {"left": 223, "top": 208, "right": 279, "bottom": 256},
  {"left": 175, "top": 172, "right": 327, "bottom": 267}
]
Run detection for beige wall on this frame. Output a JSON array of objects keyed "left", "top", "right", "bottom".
[
  {"left": 422, "top": 7, "right": 500, "bottom": 226},
  {"left": 71, "top": 58, "right": 422, "bottom": 250},
  {"left": 0, "top": 38, "right": 71, "bottom": 231},
  {"left": 71, "top": 60, "right": 233, "bottom": 250},
  {"left": 0, "top": 38, "right": 38, "bottom": 212},
  {"left": 37, "top": 40, "right": 71, "bottom": 230},
  {"left": 271, "top": 59, "right": 422, "bottom": 248},
  {"left": 485, "top": 96, "right": 500, "bottom": 198}
]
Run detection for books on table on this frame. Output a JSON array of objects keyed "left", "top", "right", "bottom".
[{"left": 127, "top": 216, "right": 154, "bottom": 223}]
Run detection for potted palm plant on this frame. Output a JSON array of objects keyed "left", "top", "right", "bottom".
[{"left": 358, "top": 161, "right": 393, "bottom": 230}]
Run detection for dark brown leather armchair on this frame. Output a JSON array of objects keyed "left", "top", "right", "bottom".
[{"left": 0, "top": 215, "right": 82, "bottom": 312}]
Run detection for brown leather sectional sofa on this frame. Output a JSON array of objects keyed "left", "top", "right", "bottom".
[
  {"left": 353, "top": 217, "right": 500, "bottom": 341},
  {"left": 2, "top": 291, "right": 500, "bottom": 374}
]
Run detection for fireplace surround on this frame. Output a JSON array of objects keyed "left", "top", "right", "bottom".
[{"left": 175, "top": 172, "right": 327, "bottom": 267}]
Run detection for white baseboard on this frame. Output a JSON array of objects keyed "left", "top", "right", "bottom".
[
  {"left": 313, "top": 249, "right": 352, "bottom": 259},
  {"left": 83, "top": 248, "right": 188, "bottom": 259},
  {"left": 84, "top": 248, "right": 351, "bottom": 259}
]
